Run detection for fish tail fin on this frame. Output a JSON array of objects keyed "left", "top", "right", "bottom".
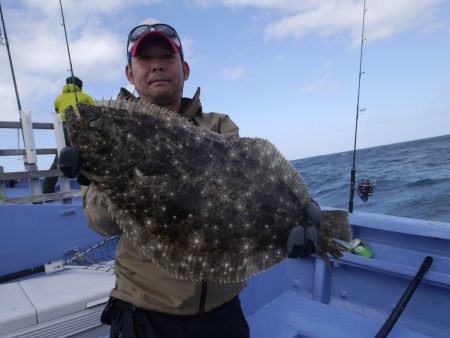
[
  {"left": 317, "top": 251, "right": 333, "bottom": 269},
  {"left": 317, "top": 209, "right": 351, "bottom": 259}
]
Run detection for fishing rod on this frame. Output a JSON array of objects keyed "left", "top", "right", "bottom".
[
  {"left": 0, "top": 1, "right": 26, "bottom": 147},
  {"left": 59, "top": 0, "right": 78, "bottom": 103},
  {"left": 375, "top": 256, "right": 433, "bottom": 338},
  {"left": 348, "top": 0, "right": 375, "bottom": 213}
]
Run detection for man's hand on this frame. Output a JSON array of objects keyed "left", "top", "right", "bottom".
[
  {"left": 58, "top": 147, "right": 90, "bottom": 185},
  {"left": 286, "top": 199, "right": 321, "bottom": 258},
  {"left": 303, "top": 199, "right": 321, "bottom": 227},
  {"left": 59, "top": 147, "right": 80, "bottom": 178}
]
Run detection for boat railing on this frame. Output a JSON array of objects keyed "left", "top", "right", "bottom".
[{"left": 0, "top": 113, "right": 80, "bottom": 204}]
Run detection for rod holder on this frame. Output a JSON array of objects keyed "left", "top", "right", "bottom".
[
  {"left": 19, "top": 110, "right": 37, "bottom": 165},
  {"left": 53, "top": 113, "right": 66, "bottom": 153},
  {"left": 53, "top": 113, "right": 71, "bottom": 203}
]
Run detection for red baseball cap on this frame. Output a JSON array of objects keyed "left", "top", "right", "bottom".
[{"left": 127, "top": 18, "right": 183, "bottom": 62}]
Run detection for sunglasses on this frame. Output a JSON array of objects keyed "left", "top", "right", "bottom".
[{"left": 127, "top": 23, "right": 183, "bottom": 60}]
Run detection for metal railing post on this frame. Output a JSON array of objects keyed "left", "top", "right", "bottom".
[
  {"left": 53, "top": 113, "right": 66, "bottom": 153},
  {"left": 53, "top": 113, "right": 71, "bottom": 204},
  {"left": 0, "top": 166, "right": 6, "bottom": 200},
  {"left": 19, "top": 110, "right": 42, "bottom": 196}
]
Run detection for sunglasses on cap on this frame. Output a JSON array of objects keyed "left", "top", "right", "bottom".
[{"left": 127, "top": 23, "right": 184, "bottom": 62}]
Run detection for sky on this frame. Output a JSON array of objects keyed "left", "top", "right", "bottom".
[{"left": 1, "top": 0, "right": 449, "bottom": 173}]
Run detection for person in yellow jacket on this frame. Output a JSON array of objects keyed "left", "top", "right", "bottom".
[
  {"left": 42, "top": 76, "right": 95, "bottom": 194},
  {"left": 54, "top": 76, "right": 95, "bottom": 122}
]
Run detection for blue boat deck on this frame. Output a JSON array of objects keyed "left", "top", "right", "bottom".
[
  {"left": 246, "top": 290, "right": 428, "bottom": 338},
  {"left": 1, "top": 182, "right": 450, "bottom": 337},
  {"left": 240, "top": 255, "right": 447, "bottom": 338}
]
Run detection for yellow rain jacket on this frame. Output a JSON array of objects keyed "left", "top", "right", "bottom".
[{"left": 54, "top": 84, "right": 95, "bottom": 122}]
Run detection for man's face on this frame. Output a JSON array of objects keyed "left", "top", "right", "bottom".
[{"left": 125, "top": 38, "right": 189, "bottom": 112}]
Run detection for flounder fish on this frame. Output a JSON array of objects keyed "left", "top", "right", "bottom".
[{"left": 65, "top": 98, "right": 350, "bottom": 282}]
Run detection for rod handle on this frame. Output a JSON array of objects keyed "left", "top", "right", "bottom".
[{"left": 375, "top": 256, "right": 433, "bottom": 338}]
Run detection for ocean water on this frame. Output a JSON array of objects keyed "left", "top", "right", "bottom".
[{"left": 291, "top": 134, "right": 450, "bottom": 223}]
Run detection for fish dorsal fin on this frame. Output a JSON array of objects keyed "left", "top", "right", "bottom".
[
  {"left": 96, "top": 98, "right": 193, "bottom": 129},
  {"left": 95, "top": 97, "right": 311, "bottom": 208},
  {"left": 250, "top": 137, "right": 311, "bottom": 206}
]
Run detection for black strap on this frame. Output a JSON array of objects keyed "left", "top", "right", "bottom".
[{"left": 198, "top": 280, "right": 208, "bottom": 316}]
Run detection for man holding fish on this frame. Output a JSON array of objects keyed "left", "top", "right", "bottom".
[{"left": 59, "top": 18, "right": 327, "bottom": 338}]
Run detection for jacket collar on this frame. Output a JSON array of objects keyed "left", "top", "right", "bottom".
[
  {"left": 117, "top": 87, "right": 202, "bottom": 120},
  {"left": 63, "top": 84, "right": 81, "bottom": 93}
]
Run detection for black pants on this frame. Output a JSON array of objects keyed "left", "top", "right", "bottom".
[
  {"left": 102, "top": 296, "right": 250, "bottom": 338},
  {"left": 42, "top": 126, "right": 70, "bottom": 194}
]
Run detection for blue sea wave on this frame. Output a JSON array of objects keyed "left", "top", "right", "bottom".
[
  {"left": 406, "top": 178, "right": 449, "bottom": 188},
  {"left": 291, "top": 134, "right": 450, "bottom": 223}
]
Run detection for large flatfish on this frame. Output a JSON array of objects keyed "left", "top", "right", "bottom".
[{"left": 65, "top": 98, "right": 350, "bottom": 282}]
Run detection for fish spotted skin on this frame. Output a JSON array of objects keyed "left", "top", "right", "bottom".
[{"left": 65, "top": 99, "right": 348, "bottom": 282}]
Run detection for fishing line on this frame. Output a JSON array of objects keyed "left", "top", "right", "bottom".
[
  {"left": 348, "top": 0, "right": 375, "bottom": 212},
  {"left": 59, "top": 0, "right": 78, "bottom": 103},
  {"left": 0, "top": 1, "right": 27, "bottom": 150}
]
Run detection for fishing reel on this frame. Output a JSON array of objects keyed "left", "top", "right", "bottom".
[{"left": 357, "top": 176, "right": 375, "bottom": 202}]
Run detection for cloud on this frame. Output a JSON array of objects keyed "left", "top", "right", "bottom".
[
  {"left": 297, "top": 60, "right": 337, "bottom": 93},
  {"left": 181, "top": 37, "right": 194, "bottom": 59},
  {"left": 21, "top": 0, "right": 160, "bottom": 21},
  {"left": 223, "top": 65, "right": 246, "bottom": 80},
  {"left": 265, "top": 2, "right": 358, "bottom": 40},
  {"left": 69, "top": 29, "right": 124, "bottom": 82},
  {"left": 317, "top": 59, "right": 333, "bottom": 73},
  {"left": 193, "top": 0, "right": 327, "bottom": 12},
  {"left": 0, "top": 84, "right": 20, "bottom": 121},
  {"left": 273, "top": 53, "right": 285, "bottom": 61},
  {"left": 298, "top": 74, "right": 333, "bottom": 93},
  {"left": 199, "top": 0, "right": 446, "bottom": 45},
  {"left": 0, "top": 0, "right": 154, "bottom": 121}
]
